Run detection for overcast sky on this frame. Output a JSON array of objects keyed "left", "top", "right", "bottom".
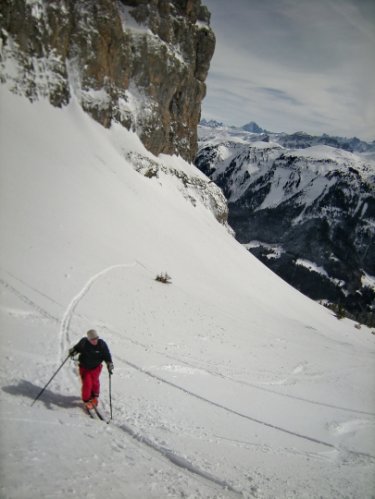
[{"left": 201, "top": 0, "right": 375, "bottom": 140}]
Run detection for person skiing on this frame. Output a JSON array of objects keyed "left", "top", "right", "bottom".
[{"left": 69, "top": 329, "right": 114, "bottom": 410}]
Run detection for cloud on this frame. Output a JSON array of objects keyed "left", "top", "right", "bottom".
[
  {"left": 202, "top": 0, "right": 375, "bottom": 140},
  {"left": 256, "top": 88, "right": 302, "bottom": 107}
]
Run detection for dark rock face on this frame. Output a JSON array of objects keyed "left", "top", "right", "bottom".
[
  {"left": 196, "top": 126, "right": 375, "bottom": 326},
  {"left": 0, "top": 0, "right": 215, "bottom": 161}
]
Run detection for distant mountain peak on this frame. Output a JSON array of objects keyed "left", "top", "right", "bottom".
[
  {"left": 200, "top": 118, "right": 225, "bottom": 128},
  {"left": 241, "top": 121, "right": 264, "bottom": 133}
]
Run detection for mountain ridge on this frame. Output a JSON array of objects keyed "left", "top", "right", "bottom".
[
  {"left": 200, "top": 119, "right": 375, "bottom": 155},
  {"left": 196, "top": 122, "right": 375, "bottom": 326}
]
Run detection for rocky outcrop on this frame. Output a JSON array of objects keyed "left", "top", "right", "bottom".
[
  {"left": 0, "top": 0, "right": 215, "bottom": 161},
  {"left": 126, "top": 149, "right": 229, "bottom": 225}
]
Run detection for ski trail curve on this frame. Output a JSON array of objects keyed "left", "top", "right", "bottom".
[{"left": 59, "top": 262, "right": 138, "bottom": 355}]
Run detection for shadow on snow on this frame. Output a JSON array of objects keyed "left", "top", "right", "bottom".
[{"left": 2, "top": 380, "right": 81, "bottom": 409}]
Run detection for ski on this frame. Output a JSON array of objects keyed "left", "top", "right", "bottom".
[
  {"left": 93, "top": 405, "right": 110, "bottom": 424},
  {"left": 85, "top": 407, "right": 96, "bottom": 419},
  {"left": 83, "top": 403, "right": 110, "bottom": 423}
]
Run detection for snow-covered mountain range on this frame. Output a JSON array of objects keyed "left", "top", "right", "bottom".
[
  {"left": 200, "top": 119, "right": 375, "bottom": 156},
  {"left": 1, "top": 1, "right": 375, "bottom": 498},
  {"left": 196, "top": 123, "right": 375, "bottom": 326}
]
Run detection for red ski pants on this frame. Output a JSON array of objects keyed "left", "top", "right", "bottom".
[{"left": 79, "top": 365, "right": 102, "bottom": 402}]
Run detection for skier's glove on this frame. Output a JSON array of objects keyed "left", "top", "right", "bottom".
[
  {"left": 107, "top": 362, "right": 114, "bottom": 375},
  {"left": 69, "top": 347, "right": 76, "bottom": 358}
]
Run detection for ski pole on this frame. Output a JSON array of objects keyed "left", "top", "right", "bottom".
[
  {"left": 31, "top": 354, "right": 70, "bottom": 406},
  {"left": 109, "top": 372, "right": 113, "bottom": 420}
]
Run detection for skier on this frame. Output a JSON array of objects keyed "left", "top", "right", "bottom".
[{"left": 69, "top": 329, "right": 114, "bottom": 410}]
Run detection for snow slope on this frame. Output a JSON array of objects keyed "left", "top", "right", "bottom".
[{"left": 0, "top": 89, "right": 375, "bottom": 499}]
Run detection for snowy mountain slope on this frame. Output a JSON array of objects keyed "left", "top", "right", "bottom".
[
  {"left": 196, "top": 123, "right": 375, "bottom": 327},
  {"left": 1, "top": 89, "right": 375, "bottom": 499}
]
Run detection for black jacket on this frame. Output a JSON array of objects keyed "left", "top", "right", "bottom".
[{"left": 72, "top": 338, "right": 112, "bottom": 370}]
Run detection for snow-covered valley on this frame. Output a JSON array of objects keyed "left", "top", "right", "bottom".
[
  {"left": 196, "top": 123, "right": 375, "bottom": 327},
  {"left": 1, "top": 89, "right": 375, "bottom": 499}
]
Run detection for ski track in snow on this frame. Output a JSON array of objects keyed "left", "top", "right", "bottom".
[
  {"left": 0, "top": 277, "right": 60, "bottom": 324},
  {"left": 0, "top": 268, "right": 63, "bottom": 307},
  {"left": 114, "top": 420, "right": 246, "bottom": 498},
  {"left": 117, "top": 356, "right": 375, "bottom": 466},
  {"left": 119, "top": 356, "right": 336, "bottom": 449},
  {"left": 59, "top": 262, "right": 139, "bottom": 354},
  {"left": 106, "top": 326, "right": 375, "bottom": 418}
]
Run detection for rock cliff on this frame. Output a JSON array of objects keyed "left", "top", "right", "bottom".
[{"left": 0, "top": 0, "right": 215, "bottom": 161}]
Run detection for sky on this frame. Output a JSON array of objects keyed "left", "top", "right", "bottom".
[{"left": 201, "top": 0, "right": 375, "bottom": 141}]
